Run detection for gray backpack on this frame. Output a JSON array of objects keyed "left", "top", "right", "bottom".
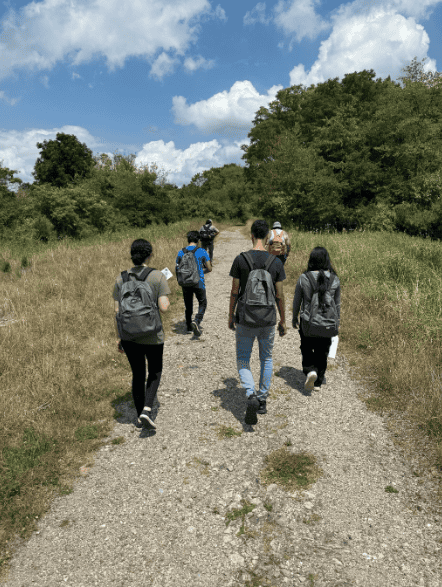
[
  {"left": 300, "top": 272, "right": 339, "bottom": 338},
  {"left": 176, "top": 247, "right": 200, "bottom": 287},
  {"left": 237, "top": 251, "right": 277, "bottom": 327},
  {"left": 116, "top": 268, "right": 162, "bottom": 341}
]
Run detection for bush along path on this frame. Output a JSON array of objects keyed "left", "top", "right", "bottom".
[{"left": 2, "top": 229, "right": 442, "bottom": 587}]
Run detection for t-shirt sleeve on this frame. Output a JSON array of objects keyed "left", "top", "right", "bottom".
[
  {"left": 157, "top": 272, "right": 171, "bottom": 297},
  {"left": 229, "top": 255, "right": 241, "bottom": 279}
]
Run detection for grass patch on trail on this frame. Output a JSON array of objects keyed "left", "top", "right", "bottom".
[
  {"left": 0, "top": 218, "right": 242, "bottom": 579},
  {"left": 260, "top": 446, "right": 323, "bottom": 492}
]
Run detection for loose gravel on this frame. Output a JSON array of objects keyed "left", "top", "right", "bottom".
[{"left": 2, "top": 229, "right": 442, "bottom": 587}]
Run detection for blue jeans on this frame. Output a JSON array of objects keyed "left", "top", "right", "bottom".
[{"left": 235, "top": 324, "right": 275, "bottom": 400}]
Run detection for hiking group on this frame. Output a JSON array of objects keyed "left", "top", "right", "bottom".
[{"left": 113, "top": 219, "right": 341, "bottom": 430}]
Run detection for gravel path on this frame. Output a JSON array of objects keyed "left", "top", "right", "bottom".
[{"left": 2, "top": 229, "right": 442, "bottom": 587}]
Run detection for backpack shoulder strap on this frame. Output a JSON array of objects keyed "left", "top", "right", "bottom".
[
  {"left": 241, "top": 251, "right": 254, "bottom": 271},
  {"left": 192, "top": 247, "right": 199, "bottom": 255},
  {"left": 305, "top": 271, "right": 317, "bottom": 292},
  {"left": 264, "top": 253, "right": 276, "bottom": 272},
  {"left": 121, "top": 270, "right": 129, "bottom": 283},
  {"left": 138, "top": 267, "right": 155, "bottom": 281}
]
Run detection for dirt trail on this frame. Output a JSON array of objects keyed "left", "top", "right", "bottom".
[{"left": 2, "top": 229, "right": 441, "bottom": 587}]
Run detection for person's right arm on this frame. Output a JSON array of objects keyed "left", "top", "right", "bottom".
[
  {"left": 284, "top": 231, "right": 291, "bottom": 256},
  {"left": 204, "top": 260, "right": 213, "bottom": 272},
  {"left": 158, "top": 296, "right": 170, "bottom": 313},
  {"left": 292, "top": 278, "right": 303, "bottom": 328},
  {"left": 275, "top": 281, "right": 287, "bottom": 335}
]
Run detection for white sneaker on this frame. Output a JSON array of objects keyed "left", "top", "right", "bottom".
[{"left": 305, "top": 371, "right": 317, "bottom": 391}]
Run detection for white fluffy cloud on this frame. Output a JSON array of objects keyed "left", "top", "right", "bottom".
[
  {"left": 243, "top": 2, "right": 272, "bottom": 25},
  {"left": 273, "top": 0, "right": 330, "bottom": 43},
  {"left": 0, "top": 0, "right": 225, "bottom": 81},
  {"left": 0, "top": 90, "right": 19, "bottom": 106},
  {"left": 184, "top": 55, "right": 216, "bottom": 72},
  {"left": 172, "top": 80, "right": 284, "bottom": 136},
  {"left": 289, "top": 4, "right": 439, "bottom": 88},
  {"left": 134, "top": 138, "right": 249, "bottom": 187}
]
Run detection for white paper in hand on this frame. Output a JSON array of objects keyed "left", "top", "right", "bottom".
[
  {"left": 328, "top": 335, "right": 339, "bottom": 359},
  {"left": 161, "top": 267, "right": 173, "bottom": 280}
]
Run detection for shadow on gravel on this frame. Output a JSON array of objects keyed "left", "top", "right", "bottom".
[
  {"left": 111, "top": 392, "right": 160, "bottom": 439},
  {"left": 212, "top": 377, "right": 254, "bottom": 433},
  {"left": 171, "top": 319, "right": 193, "bottom": 336},
  {"left": 274, "top": 366, "right": 313, "bottom": 396}
]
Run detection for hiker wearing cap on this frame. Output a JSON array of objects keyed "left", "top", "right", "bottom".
[
  {"left": 113, "top": 239, "right": 171, "bottom": 431},
  {"left": 199, "top": 219, "right": 220, "bottom": 262},
  {"left": 228, "top": 219, "right": 287, "bottom": 426},
  {"left": 266, "top": 221, "right": 291, "bottom": 265}
]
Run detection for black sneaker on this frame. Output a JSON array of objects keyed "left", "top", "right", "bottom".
[
  {"left": 140, "top": 408, "right": 156, "bottom": 429},
  {"left": 191, "top": 320, "right": 202, "bottom": 337},
  {"left": 134, "top": 418, "right": 143, "bottom": 430},
  {"left": 245, "top": 394, "right": 259, "bottom": 425},
  {"left": 257, "top": 399, "right": 267, "bottom": 414}
]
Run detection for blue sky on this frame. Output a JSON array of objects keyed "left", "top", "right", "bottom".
[{"left": 1, "top": 0, "right": 442, "bottom": 188}]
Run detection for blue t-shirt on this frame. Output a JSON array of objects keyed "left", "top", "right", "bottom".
[{"left": 175, "top": 246, "right": 210, "bottom": 289}]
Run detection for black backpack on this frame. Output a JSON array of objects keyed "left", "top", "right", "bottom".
[
  {"left": 176, "top": 247, "right": 200, "bottom": 287},
  {"left": 116, "top": 268, "right": 162, "bottom": 341},
  {"left": 236, "top": 251, "right": 277, "bottom": 327},
  {"left": 300, "top": 272, "right": 339, "bottom": 338},
  {"left": 199, "top": 224, "right": 214, "bottom": 241}
]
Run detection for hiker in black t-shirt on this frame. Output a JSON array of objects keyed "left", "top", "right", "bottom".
[{"left": 228, "top": 219, "right": 287, "bottom": 425}]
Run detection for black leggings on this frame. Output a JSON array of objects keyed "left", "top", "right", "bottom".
[
  {"left": 299, "top": 327, "right": 331, "bottom": 387},
  {"left": 120, "top": 341, "right": 164, "bottom": 416}
]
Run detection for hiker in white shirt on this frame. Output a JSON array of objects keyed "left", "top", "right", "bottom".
[{"left": 266, "top": 221, "right": 291, "bottom": 265}]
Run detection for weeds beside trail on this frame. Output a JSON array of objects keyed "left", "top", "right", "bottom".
[{"left": 0, "top": 219, "right": 235, "bottom": 573}]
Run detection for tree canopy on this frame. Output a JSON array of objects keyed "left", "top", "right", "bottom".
[{"left": 33, "top": 133, "right": 96, "bottom": 188}]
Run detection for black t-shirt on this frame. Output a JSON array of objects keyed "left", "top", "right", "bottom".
[{"left": 229, "top": 250, "right": 286, "bottom": 300}]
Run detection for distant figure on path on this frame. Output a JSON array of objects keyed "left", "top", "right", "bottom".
[
  {"left": 113, "top": 239, "right": 170, "bottom": 430},
  {"left": 228, "top": 219, "right": 287, "bottom": 426},
  {"left": 199, "top": 219, "right": 220, "bottom": 262},
  {"left": 266, "top": 221, "right": 291, "bottom": 265},
  {"left": 176, "top": 231, "right": 212, "bottom": 337},
  {"left": 292, "top": 246, "right": 340, "bottom": 392}
]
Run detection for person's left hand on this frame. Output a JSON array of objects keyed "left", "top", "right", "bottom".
[
  {"left": 117, "top": 340, "right": 125, "bottom": 353},
  {"left": 228, "top": 319, "right": 236, "bottom": 331}
]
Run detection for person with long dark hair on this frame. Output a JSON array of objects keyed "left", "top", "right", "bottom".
[
  {"left": 292, "top": 247, "right": 341, "bottom": 392},
  {"left": 113, "top": 239, "right": 170, "bottom": 430}
]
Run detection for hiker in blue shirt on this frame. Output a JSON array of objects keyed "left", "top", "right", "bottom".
[{"left": 176, "top": 231, "right": 212, "bottom": 336}]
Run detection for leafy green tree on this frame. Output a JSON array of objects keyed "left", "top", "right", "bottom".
[
  {"left": 33, "top": 133, "right": 95, "bottom": 188},
  {"left": 0, "top": 162, "right": 25, "bottom": 234},
  {"left": 31, "top": 183, "right": 124, "bottom": 238},
  {"left": 397, "top": 56, "right": 442, "bottom": 89}
]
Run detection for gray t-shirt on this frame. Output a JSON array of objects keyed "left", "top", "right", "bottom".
[{"left": 113, "top": 266, "right": 171, "bottom": 344}]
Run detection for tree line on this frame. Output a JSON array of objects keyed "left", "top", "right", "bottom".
[{"left": 1, "top": 56, "right": 441, "bottom": 242}]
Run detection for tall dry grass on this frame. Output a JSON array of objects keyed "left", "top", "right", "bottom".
[{"left": 0, "top": 219, "right": 220, "bottom": 574}]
